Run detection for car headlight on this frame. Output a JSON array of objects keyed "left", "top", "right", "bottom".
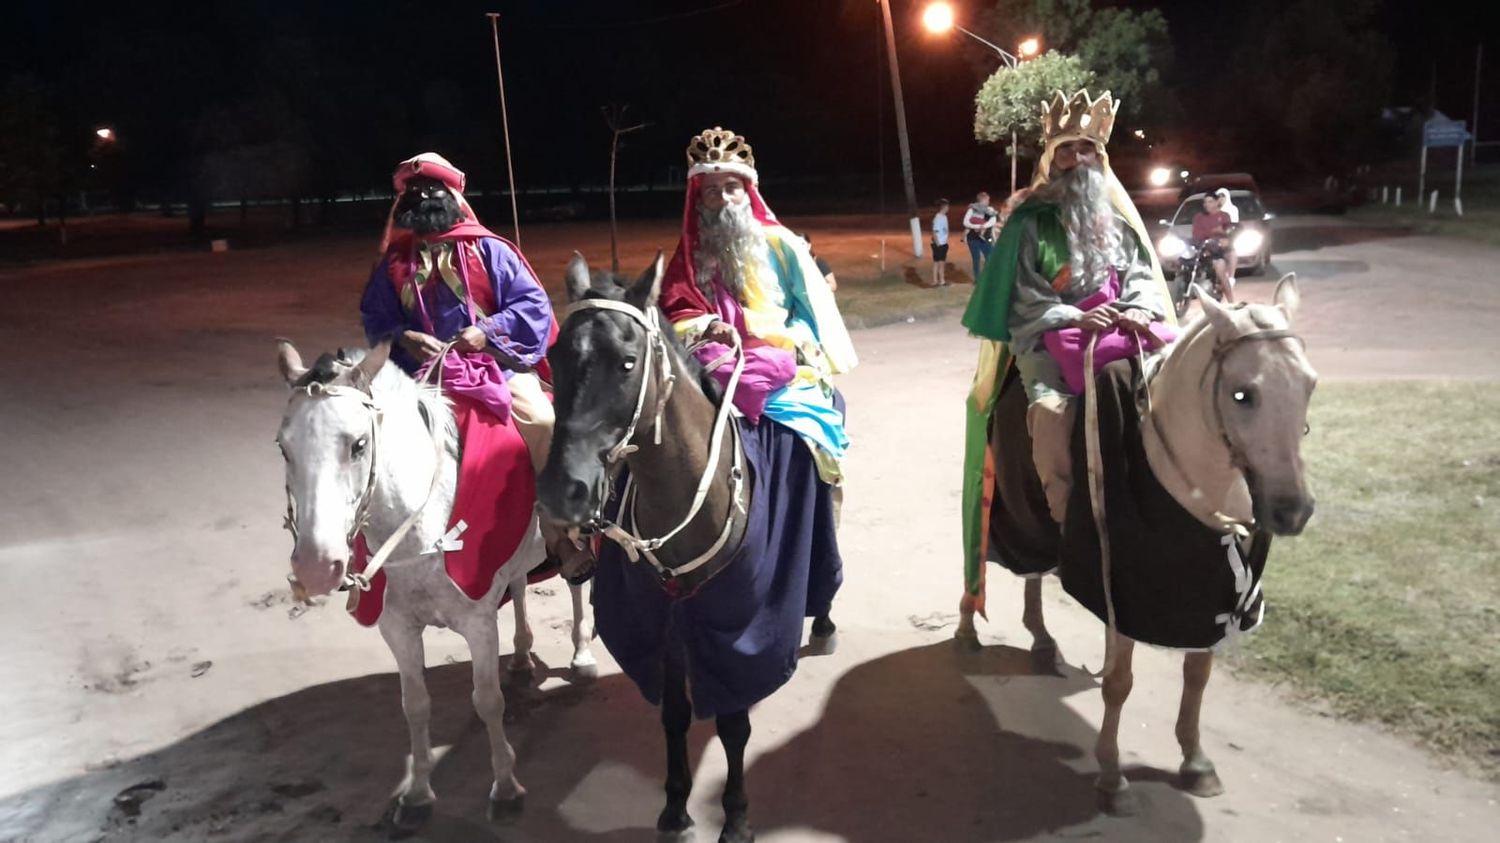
[
  {"left": 1233, "top": 229, "right": 1264, "bottom": 255},
  {"left": 1157, "top": 234, "right": 1186, "bottom": 258},
  {"left": 1149, "top": 167, "right": 1172, "bottom": 187}
]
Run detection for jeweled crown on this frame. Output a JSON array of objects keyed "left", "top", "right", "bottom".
[
  {"left": 1041, "top": 89, "right": 1119, "bottom": 148},
  {"left": 686, "top": 127, "right": 755, "bottom": 171}
]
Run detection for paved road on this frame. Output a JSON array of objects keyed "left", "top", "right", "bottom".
[{"left": 1, "top": 217, "right": 1496, "bottom": 841}]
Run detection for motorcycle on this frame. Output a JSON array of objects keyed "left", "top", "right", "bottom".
[{"left": 1167, "top": 231, "right": 1233, "bottom": 317}]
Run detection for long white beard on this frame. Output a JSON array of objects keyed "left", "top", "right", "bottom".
[
  {"left": 1036, "top": 163, "right": 1128, "bottom": 291},
  {"left": 694, "top": 201, "right": 768, "bottom": 298}
]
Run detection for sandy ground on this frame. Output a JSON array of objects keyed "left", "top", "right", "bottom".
[{"left": 1, "top": 216, "right": 1498, "bottom": 842}]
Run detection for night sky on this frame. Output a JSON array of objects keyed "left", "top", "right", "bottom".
[{"left": 4, "top": 0, "right": 1491, "bottom": 205}]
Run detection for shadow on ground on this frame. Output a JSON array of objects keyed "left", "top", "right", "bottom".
[{"left": 0, "top": 643, "right": 1207, "bottom": 842}]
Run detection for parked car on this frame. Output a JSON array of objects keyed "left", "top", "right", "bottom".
[{"left": 1154, "top": 188, "right": 1275, "bottom": 277}]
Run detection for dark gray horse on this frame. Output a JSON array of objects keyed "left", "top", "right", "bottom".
[{"left": 538, "top": 254, "right": 841, "bottom": 843}]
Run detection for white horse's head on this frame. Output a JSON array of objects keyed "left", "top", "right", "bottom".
[
  {"left": 275, "top": 340, "right": 391, "bottom": 598},
  {"left": 1193, "top": 276, "right": 1318, "bottom": 534}
]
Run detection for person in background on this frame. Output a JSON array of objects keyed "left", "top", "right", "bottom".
[
  {"left": 931, "top": 198, "right": 951, "bottom": 287},
  {"left": 803, "top": 233, "right": 838, "bottom": 293},
  {"left": 963, "top": 191, "right": 998, "bottom": 281}
]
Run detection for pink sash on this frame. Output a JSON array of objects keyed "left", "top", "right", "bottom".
[{"left": 1043, "top": 269, "right": 1177, "bottom": 395}]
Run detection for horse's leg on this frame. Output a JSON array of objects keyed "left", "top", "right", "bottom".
[
  {"left": 657, "top": 650, "right": 695, "bottom": 838},
  {"left": 1177, "top": 651, "right": 1225, "bottom": 797},
  {"left": 455, "top": 611, "right": 527, "bottom": 823},
  {"left": 1022, "top": 577, "right": 1056, "bottom": 654},
  {"left": 378, "top": 618, "right": 437, "bottom": 830},
  {"left": 567, "top": 581, "right": 598, "bottom": 679},
  {"left": 1095, "top": 632, "right": 1139, "bottom": 816},
  {"left": 955, "top": 590, "right": 981, "bottom": 651},
  {"left": 716, "top": 710, "right": 754, "bottom": 843},
  {"left": 505, "top": 577, "right": 536, "bottom": 682},
  {"left": 807, "top": 613, "right": 838, "bottom": 656}
]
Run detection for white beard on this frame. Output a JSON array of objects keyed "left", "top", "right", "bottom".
[
  {"left": 1035, "top": 163, "right": 1128, "bottom": 291},
  {"left": 693, "top": 201, "right": 769, "bottom": 298}
]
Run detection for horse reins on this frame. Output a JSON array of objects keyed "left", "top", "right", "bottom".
[{"left": 562, "top": 298, "right": 748, "bottom": 582}]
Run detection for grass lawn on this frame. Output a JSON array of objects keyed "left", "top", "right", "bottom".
[{"left": 1227, "top": 381, "right": 1500, "bottom": 777}]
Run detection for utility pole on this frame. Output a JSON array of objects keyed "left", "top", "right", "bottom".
[
  {"left": 1473, "top": 44, "right": 1484, "bottom": 167},
  {"left": 877, "top": 0, "right": 923, "bottom": 258}
]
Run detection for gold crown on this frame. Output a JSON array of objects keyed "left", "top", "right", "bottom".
[
  {"left": 686, "top": 127, "right": 755, "bottom": 172},
  {"left": 1040, "top": 89, "right": 1118, "bottom": 148}
]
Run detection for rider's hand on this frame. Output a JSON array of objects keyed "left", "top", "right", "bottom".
[
  {"left": 399, "top": 330, "right": 445, "bottom": 361},
  {"left": 1076, "top": 305, "right": 1118, "bottom": 332},
  {"left": 453, "top": 326, "right": 488, "bottom": 353},
  {"left": 702, "top": 320, "right": 737, "bottom": 345},
  {"left": 1118, "top": 308, "right": 1154, "bottom": 334}
]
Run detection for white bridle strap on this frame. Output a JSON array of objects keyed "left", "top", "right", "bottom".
[
  {"left": 563, "top": 298, "right": 746, "bottom": 572},
  {"left": 284, "top": 343, "right": 453, "bottom": 595}
]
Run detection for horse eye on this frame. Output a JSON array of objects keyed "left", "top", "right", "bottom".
[
  {"left": 1232, "top": 388, "right": 1257, "bottom": 407},
  {"left": 622, "top": 357, "right": 637, "bottom": 371},
  {"left": 351, "top": 437, "right": 368, "bottom": 458}
]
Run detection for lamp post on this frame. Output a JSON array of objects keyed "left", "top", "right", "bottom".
[
  {"left": 486, "top": 13, "right": 521, "bottom": 245},
  {"left": 876, "top": 0, "right": 923, "bottom": 259},
  {"left": 922, "top": 1, "right": 1039, "bottom": 194}
]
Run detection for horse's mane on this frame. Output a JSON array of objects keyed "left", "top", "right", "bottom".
[
  {"left": 297, "top": 349, "right": 460, "bottom": 461},
  {"left": 574, "top": 277, "right": 725, "bottom": 407}
]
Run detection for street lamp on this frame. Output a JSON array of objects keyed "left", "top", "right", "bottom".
[
  {"left": 95, "top": 127, "right": 115, "bottom": 142},
  {"left": 922, "top": 2, "right": 1039, "bottom": 194}
]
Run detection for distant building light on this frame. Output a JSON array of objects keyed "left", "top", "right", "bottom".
[{"left": 96, "top": 127, "right": 115, "bottom": 141}]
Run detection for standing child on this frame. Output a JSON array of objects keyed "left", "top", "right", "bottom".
[{"left": 931, "top": 198, "right": 951, "bottom": 286}]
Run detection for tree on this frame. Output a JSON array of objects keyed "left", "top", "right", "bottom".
[
  {"left": 0, "top": 75, "right": 64, "bottom": 223},
  {"left": 974, "top": 0, "right": 1172, "bottom": 123},
  {"left": 1229, "top": 0, "right": 1393, "bottom": 175},
  {"left": 974, "top": 51, "right": 1095, "bottom": 156}
]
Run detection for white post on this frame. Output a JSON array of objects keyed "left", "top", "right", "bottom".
[
  {"left": 1418, "top": 143, "right": 1428, "bottom": 203},
  {"left": 1455, "top": 143, "right": 1466, "bottom": 216},
  {"left": 1395, "top": 187, "right": 1403, "bottom": 206},
  {"left": 1381, "top": 186, "right": 1389, "bottom": 204},
  {"left": 880, "top": 238, "right": 887, "bottom": 272},
  {"left": 1429, "top": 190, "right": 1439, "bottom": 213}
]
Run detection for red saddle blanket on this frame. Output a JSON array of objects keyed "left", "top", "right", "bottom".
[{"left": 348, "top": 393, "right": 538, "bottom": 626}]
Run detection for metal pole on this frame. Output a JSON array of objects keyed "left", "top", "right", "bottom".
[
  {"left": 1010, "top": 131, "right": 1018, "bottom": 194},
  {"left": 1455, "top": 142, "right": 1465, "bottom": 216},
  {"left": 487, "top": 13, "right": 521, "bottom": 245},
  {"left": 951, "top": 26, "right": 1020, "bottom": 196},
  {"left": 877, "top": 0, "right": 923, "bottom": 258}
]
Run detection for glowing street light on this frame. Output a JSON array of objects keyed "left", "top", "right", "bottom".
[
  {"left": 922, "top": 2, "right": 955, "bottom": 34},
  {"left": 1018, "top": 36, "right": 1041, "bottom": 58},
  {"left": 95, "top": 127, "right": 115, "bottom": 142}
]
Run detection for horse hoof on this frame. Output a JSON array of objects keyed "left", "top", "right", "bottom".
[
  {"left": 805, "top": 631, "right": 838, "bottom": 656},
  {"left": 391, "top": 800, "right": 433, "bottom": 831},
  {"left": 1097, "top": 786, "right": 1140, "bottom": 817},
  {"left": 504, "top": 662, "right": 535, "bottom": 686},
  {"left": 487, "top": 792, "right": 525, "bottom": 823},
  {"left": 953, "top": 631, "right": 982, "bottom": 653},
  {"left": 719, "top": 820, "right": 755, "bottom": 843},
  {"left": 656, "top": 815, "right": 696, "bottom": 842},
  {"left": 1180, "top": 765, "right": 1225, "bottom": 798},
  {"left": 570, "top": 658, "right": 599, "bottom": 682}
]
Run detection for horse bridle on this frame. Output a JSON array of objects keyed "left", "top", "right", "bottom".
[
  {"left": 282, "top": 350, "right": 449, "bottom": 600},
  {"left": 561, "top": 298, "right": 747, "bottom": 581}
]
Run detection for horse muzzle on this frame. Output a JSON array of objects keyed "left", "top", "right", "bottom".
[
  {"left": 1258, "top": 494, "right": 1315, "bottom": 536},
  {"left": 289, "top": 551, "right": 347, "bottom": 599}
]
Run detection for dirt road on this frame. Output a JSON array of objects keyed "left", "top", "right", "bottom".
[{"left": 1, "top": 217, "right": 1496, "bottom": 841}]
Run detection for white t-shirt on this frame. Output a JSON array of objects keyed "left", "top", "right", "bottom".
[{"left": 932, "top": 212, "right": 949, "bottom": 245}]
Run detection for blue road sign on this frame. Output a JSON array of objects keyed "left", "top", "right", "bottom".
[{"left": 1424, "top": 119, "right": 1472, "bottom": 148}]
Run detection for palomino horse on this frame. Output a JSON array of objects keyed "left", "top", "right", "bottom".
[
  {"left": 274, "top": 341, "right": 597, "bottom": 829},
  {"left": 538, "top": 255, "right": 842, "bottom": 843},
  {"left": 957, "top": 276, "right": 1317, "bottom": 815}
]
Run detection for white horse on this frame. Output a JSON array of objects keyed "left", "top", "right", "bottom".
[
  {"left": 958, "top": 276, "right": 1317, "bottom": 815},
  {"left": 274, "top": 340, "right": 596, "bottom": 829}
]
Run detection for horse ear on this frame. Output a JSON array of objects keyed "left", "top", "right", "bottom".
[
  {"left": 625, "top": 251, "right": 665, "bottom": 310},
  {"left": 276, "top": 338, "right": 307, "bottom": 385},
  {"left": 355, "top": 341, "right": 391, "bottom": 383},
  {"left": 564, "top": 252, "right": 592, "bottom": 303},
  {"left": 1196, "top": 285, "right": 1236, "bottom": 335},
  {"left": 1273, "top": 273, "right": 1300, "bottom": 322}
]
